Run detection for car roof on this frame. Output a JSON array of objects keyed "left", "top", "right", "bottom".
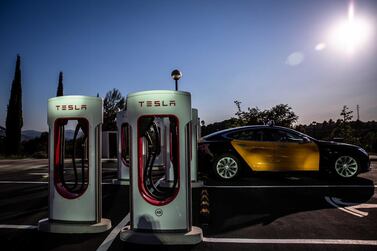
[
  {"left": 202, "top": 125, "right": 264, "bottom": 139},
  {"left": 202, "top": 125, "right": 313, "bottom": 140}
]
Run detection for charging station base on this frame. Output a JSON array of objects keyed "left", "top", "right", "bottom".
[
  {"left": 38, "top": 218, "right": 112, "bottom": 233},
  {"left": 120, "top": 225, "right": 203, "bottom": 245},
  {"left": 191, "top": 180, "right": 204, "bottom": 188}
]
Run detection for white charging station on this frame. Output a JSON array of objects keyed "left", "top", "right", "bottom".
[
  {"left": 120, "top": 90, "right": 203, "bottom": 245},
  {"left": 38, "top": 95, "right": 111, "bottom": 233},
  {"left": 115, "top": 110, "right": 130, "bottom": 184}
]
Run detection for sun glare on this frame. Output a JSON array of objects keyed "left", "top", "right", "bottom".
[{"left": 329, "top": 2, "right": 372, "bottom": 54}]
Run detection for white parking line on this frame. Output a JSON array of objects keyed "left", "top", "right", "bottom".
[
  {"left": 2, "top": 223, "right": 376, "bottom": 247},
  {"left": 0, "top": 181, "right": 376, "bottom": 188},
  {"left": 0, "top": 181, "right": 48, "bottom": 184},
  {"left": 96, "top": 213, "right": 130, "bottom": 251},
  {"left": 325, "top": 196, "right": 377, "bottom": 217},
  {"left": 26, "top": 165, "right": 48, "bottom": 169},
  {"left": 330, "top": 197, "right": 368, "bottom": 217},
  {"left": 0, "top": 181, "right": 115, "bottom": 185},
  {"left": 0, "top": 224, "right": 37, "bottom": 229},
  {"left": 205, "top": 185, "right": 377, "bottom": 188},
  {"left": 203, "top": 237, "right": 377, "bottom": 245},
  {"left": 325, "top": 196, "right": 365, "bottom": 217},
  {"left": 29, "top": 173, "right": 48, "bottom": 175}
]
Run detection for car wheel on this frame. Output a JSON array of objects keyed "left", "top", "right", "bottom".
[
  {"left": 213, "top": 154, "right": 241, "bottom": 180},
  {"left": 333, "top": 155, "right": 359, "bottom": 178}
]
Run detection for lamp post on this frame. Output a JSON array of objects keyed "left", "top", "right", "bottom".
[{"left": 171, "top": 69, "right": 182, "bottom": 91}]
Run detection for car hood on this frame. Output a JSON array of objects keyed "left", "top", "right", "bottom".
[{"left": 316, "top": 139, "right": 359, "bottom": 149}]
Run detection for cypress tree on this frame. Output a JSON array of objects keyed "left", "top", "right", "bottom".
[
  {"left": 56, "top": 71, "right": 63, "bottom": 96},
  {"left": 5, "top": 55, "right": 23, "bottom": 155}
]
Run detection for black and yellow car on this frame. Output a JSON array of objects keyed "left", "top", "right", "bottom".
[{"left": 198, "top": 125, "right": 370, "bottom": 180}]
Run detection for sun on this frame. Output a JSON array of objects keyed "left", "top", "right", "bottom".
[{"left": 329, "top": 2, "right": 372, "bottom": 54}]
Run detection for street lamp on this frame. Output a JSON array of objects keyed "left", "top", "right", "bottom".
[{"left": 171, "top": 69, "right": 182, "bottom": 91}]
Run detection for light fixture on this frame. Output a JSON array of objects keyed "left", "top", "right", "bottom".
[{"left": 171, "top": 69, "right": 182, "bottom": 91}]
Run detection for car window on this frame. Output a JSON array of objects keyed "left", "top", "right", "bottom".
[
  {"left": 226, "top": 129, "right": 262, "bottom": 141},
  {"left": 281, "top": 130, "right": 305, "bottom": 142},
  {"left": 263, "top": 129, "right": 305, "bottom": 142},
  {"left": 262, "top": 129, "right": 279, "bottom": 142}
]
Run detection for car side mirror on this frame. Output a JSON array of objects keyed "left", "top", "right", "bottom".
[{"left": 300, "top": 137, "right": 310, "bottom": 144}]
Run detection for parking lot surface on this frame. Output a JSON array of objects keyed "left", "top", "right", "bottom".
[{"left": 0, "top": 159, "right": 376, "bottom": 250}]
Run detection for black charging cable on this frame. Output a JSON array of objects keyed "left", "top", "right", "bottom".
[
  {"left": 143, "top": 119, "right": 178, "bottom": 200},
  {"left": 58, "top": 122, "right": 87, "bottom": 194}
]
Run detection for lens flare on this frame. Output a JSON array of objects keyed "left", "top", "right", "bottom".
[
  {"left": 315, "top": 43, "right": 326, "bottom": 51},
  {"left": 329, "top": 2, "right": 372, "bottom": 54}
]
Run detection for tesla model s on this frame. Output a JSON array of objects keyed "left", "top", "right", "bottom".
[{"left": 198, "top": 125, "right": 370, "bottom": 180}]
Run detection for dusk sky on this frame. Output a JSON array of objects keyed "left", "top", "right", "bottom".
[{"left": 0, "top": 0, "right": 376, "bottom": 131}]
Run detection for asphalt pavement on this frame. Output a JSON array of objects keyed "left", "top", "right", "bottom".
[{"left": 0, "top": 158, "right": 376, "bottom": 251}]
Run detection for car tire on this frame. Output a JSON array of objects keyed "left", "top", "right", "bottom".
[
  {"left": 212, "top": 154, "right": 241, "bottom": 181},
  {"left": 333, "top": 155, "right": 359, "bottom": 179}
]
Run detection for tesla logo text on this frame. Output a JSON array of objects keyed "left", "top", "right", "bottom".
[
  {"left": 56, "top": 105, "right": 87, "bottom": 111},
  {"left": 138, "top": 100, "right": 176, "bottom": 107}
]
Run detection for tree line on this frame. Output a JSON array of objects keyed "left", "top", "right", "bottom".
[
  {"left": 201, "top": 102, "right": 377, "bottom": 153},
  {"left": 201, "top": 102, "right": 298, "bottom": 135}
]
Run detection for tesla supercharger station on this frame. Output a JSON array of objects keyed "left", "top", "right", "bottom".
[
  {"left": 115, "top": 110, "right": 130, "bottom": 184},
  {"left": 38, "top": 96, "right": 112, "bottom": 233},
  {"left": 120, "top": 90, "right": 203, "bottom": 245}
]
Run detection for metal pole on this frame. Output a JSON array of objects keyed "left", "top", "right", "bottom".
[{"left": 175, "top": 79, "right": 178, "bottom": 91}]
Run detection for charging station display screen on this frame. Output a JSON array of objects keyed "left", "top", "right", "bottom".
[
  {"left": 121, "top": 123, "right": 131, "bottom": 167},
  {"left": 138, "top": 116, "right": 179, "bottom": 205},
  {"left": 54, "top": 118, "right": 89, "bottom": 199}
]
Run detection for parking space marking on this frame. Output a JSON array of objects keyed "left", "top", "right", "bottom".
[
  {"left": 26, "top": 165, "right": 48, "bottom": 169},
  {"left": 0, "top": 224, "right": 37, "bottom": 229},
  {"left": 29, "top": 173, "right": 49, "bottom": 178},
  {"left": 0, "top": 181, "right": 376, "bottom": 188},
  {"left": 96, "top": 213, "right": 130, "bottom": 251},
  {"left": 325, "top": 196, "right": 377, "bottom": 217},
  {"left": 0, "top": 181, "right": 48, "bottom": 184},
  {"left": 331, "top": 197, "right": 368, "bottom": 217},
  {"left": 0, "top": 181, "right": 115, "bottom": 185},
  {"left": 205, "top": 185, "right": 377, "bottom": 188},
  {"left": 325, "top": 197, "right": 364, "bottom": 217},
  {"left": 203, "top": 237, "right": 377, "bottom": 246}
]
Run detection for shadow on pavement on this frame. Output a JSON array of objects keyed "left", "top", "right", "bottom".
[{"left": 203, "top": 174, "right": 374, "bottom": 235}]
